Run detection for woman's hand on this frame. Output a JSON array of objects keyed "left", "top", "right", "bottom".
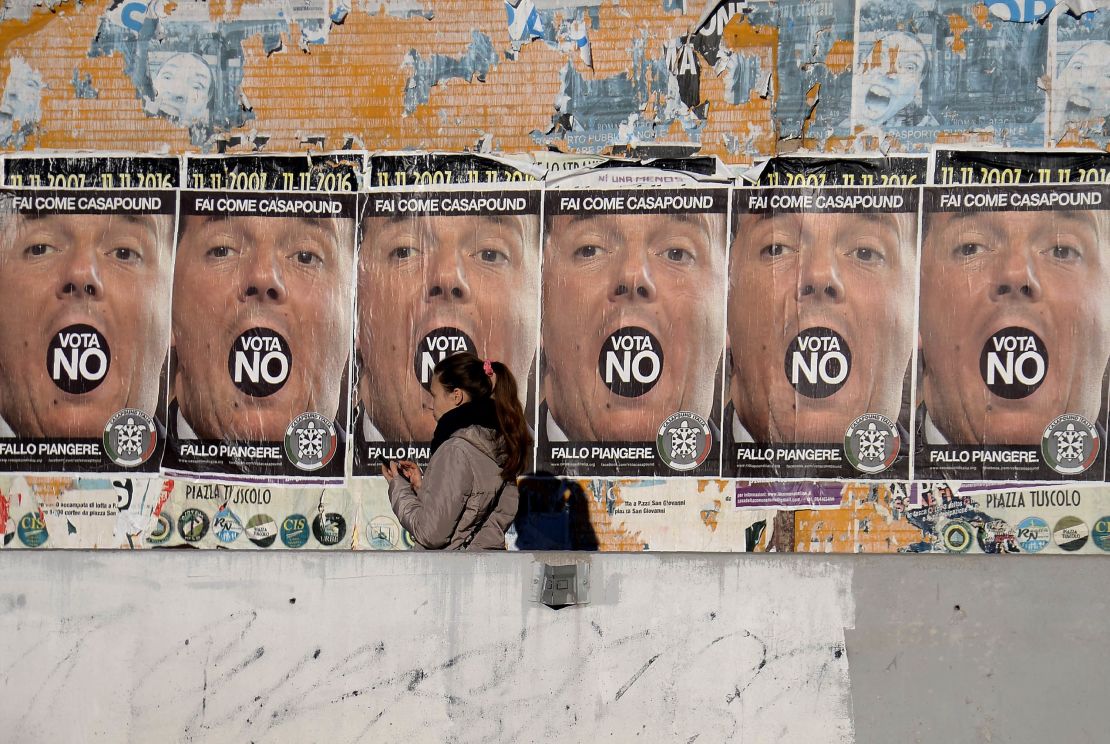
[
  {"left": 397, "top": 459, "right": 422, "bottom": 490},
  {"left": 381, "top": 462, "right": 401, "bottom": 482}
]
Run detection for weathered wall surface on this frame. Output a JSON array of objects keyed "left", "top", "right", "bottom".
[
  {"left": 3, "top": 551, "right": 1109, "bottom": 741},
  {"left": 0, "top": 552, "right": 857, "bottom": 742},
  {"left": 1, "top": 0, "right": 1104, "bottom": 155},
  {"left": 1, "top": 1, "right": 1108, "bottom": 740}
]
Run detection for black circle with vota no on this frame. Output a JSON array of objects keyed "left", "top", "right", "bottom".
[
  {"left": 597, "top": 326, "right": 664, "bottom": 398},
  {"left": 46, "top": 324, "right": 110, "bottom": 394},
  {"left": 783, "top": 327, "right": 851, "bottom": 399},
  {"left": 979, "top": 326, "right": 1048, "bottom": 400},
  {"left": 227, "top": 327, "right": 291, "bottom": 398},
  {"left": 413, "top": 327, "right": 475, "bottom": 391}
]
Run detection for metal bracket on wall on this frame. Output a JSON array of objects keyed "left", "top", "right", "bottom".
[{"left": 532, "top": 561, "right": 590, "bottom": 610}]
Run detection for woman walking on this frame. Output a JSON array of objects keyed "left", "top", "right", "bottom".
[{"left": 383, "top": 352, "right": 532, "bottom": 550}]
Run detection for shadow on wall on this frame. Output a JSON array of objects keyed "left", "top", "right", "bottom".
[{"left": 514, "top": 475, "right": 600, "bottom": 550}]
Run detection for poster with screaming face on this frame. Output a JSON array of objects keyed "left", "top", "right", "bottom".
[
  {"left": 916, "top": 183, "right": 1110, "bottom": 481},
  {"left": 352, "top": 186, "right": 541, "bottom": 474},
  {"left": 163, "top": 190, "right": 356, "bottom": 482},
  {"left": 726, "top": 186, "right": 919, "bottom": 480},
  {"left": 537, "top": 186, "right": 729, "bottom": 477},
  {"left": 0, "top": 187, "right": 175, "bottom": 473}
]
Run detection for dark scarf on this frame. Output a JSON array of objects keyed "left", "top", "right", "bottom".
[{"left": 430, "top": 397, "right": 500, "bottom": 456}]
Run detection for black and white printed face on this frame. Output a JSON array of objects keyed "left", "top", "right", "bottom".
[
  {"left": 855, "top": 31, "right": 927, "bottom": 126},
  {"left": 0, "top": 211, "right": 173, "bottom": 437},
  {"left": 1056, "top": 41, "right": 1110, "bottom": 130},
  {"left": 542, "top": 211, "right": 726, "bottom": 441},
  {"left": 920, "top": 208, "right": 1110, "bottom": 445},
  {"left": 0, "top": 61, "right": 42, "bottom": 124},
  {"left": 150, "top": 53, "right": 212, "bottom": 125}
]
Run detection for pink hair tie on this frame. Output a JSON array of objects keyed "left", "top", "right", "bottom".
[{"left": 483, "top": 359, "right": 495, "bottom": 377}]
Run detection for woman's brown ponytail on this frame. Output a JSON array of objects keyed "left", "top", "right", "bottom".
[{"left": 432, "top": 352, "right": 533, "bottom": 480}]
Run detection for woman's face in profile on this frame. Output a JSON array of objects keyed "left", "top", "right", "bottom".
[{"left": 429, "top": 376, "right": 466, "bottom": 422}]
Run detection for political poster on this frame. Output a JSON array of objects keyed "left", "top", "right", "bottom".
[
  {"left": 537, "top": 180, "right": 728, "bottom": 477},
  {"left": 0, "top": 475, "right": 173, "bottom": 550},
  {"left": 1049, "top": 7, "right": 1110, "bottom": 146},
  {"left": 931, "top": 147, "right": 1110, "bottom": 185},
  {"left": 0, "top": 155, "right": 176, "bottom": 474},
  {"left": 752, "top": 154, "right": 927, "bottom": 187},
  {"left": 163, "top": 183, "right": 357, "bottom": 483},
  {"left": 745, "top": 0, "right": 857, "bottom": 143},
  {"left": 144, "top": 478, "right": 357, "bottom": 549},
  {"left": 185, "top": 151, "right": 367, "bottom": 191},
  {"left": 368, "top": 151, "right": 541, "bottom": 187},
  {"left": 2, "top": 153, "right": 180, "bottom": 189},
  {"left": 852, "top": 0, "right": 1047, "bottom": 148},
  {"left": 352, "top": 179, "right": 541, "bottom": 474},
  {"left": 916, "top": 181, "right": 1109, "bottom": 481},
  {"left": 726, "top": 183, "right": 919, "bottom": 480}
]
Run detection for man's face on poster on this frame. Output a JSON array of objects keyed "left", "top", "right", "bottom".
[
  {"left": 151, "top": 53, "right": 212, "bottom": 125},
  {"left": 358, "top": 213, "right": 539, "bottom": 441},
  {"left": 1056, "top": 41, "right": 1110, "bottom": 129},
  {"left": 856, "top": 32, "right": 927, "bottom": 126},
  {"left": 543, "top": 211, "right": 726, "bottom": 441},
  {"left": 0, "top": 211, "right": 173, "bottom": 437},
  {"left": 920, "top": 208, "right": 1110, "bottom": 445},
  {"left": 729, "top": 210, "right": 916, "bottom": 442},
  {"left": 173, "top": 215, "right": 354, "bottom": 441}
]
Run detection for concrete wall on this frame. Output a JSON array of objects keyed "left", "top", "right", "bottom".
[{"left": 1, "top": 551, "right": 1105, "bottom": 742}]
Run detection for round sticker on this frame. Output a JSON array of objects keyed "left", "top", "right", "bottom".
[
  {"left": 17, "top": 512, "right": 48, "bottom": 548},
  {"left": 843, "top": 413, "right": 900, "bottom": 474},
  {"left": 280, "top": 514, "right": 310, "bottom": 548},
  {"left": 980, "top": 327, "right": 1047, "bottom": 399},
  {"left": 656, "top": 411, "right": 712, "bottom": 471},
  {"left": 976, "top": 519, "right": 1018, "bottom": 554},
  {"left": 1041, "top": 414, "right": 1100, "bottom": 475},
  {"left": 147, "top": 511, "right": 174, "bottom": 545},
  {"left": 178, "top": 508, "right": 210, "bottom": 543},
  {"left": 47, "top": 324, "right": 110, "bottom": 394},
  {"left": 284, "top": 413, "right": 338, "bottom": 471},
  {"left": 414, "top": 327, "right": 474, "bottom": 391},
  {"left": 940, "top": 520, "right": 973, "bottom": 553},
  {"left": 1091, "top": 517, "right": 1110, "bottom": 552},
  {"left": 598, "top": 326, "right": 664, "bottom": 398},
  {"left": 1053, "top": 516, "right": 1089, "bottom": 552},
  {"left": 228, "top": 327, "right": 291, "bottom": 397},
  {"left": 367, "top": 516, "right": 400, "bottom": 550},
  {"left": 103, "top": 409, "right": 158, "bottom": 467},
  {"left": 213, "top": 507, "right": 243, "bottom": 544},
  {"left": 245, "top": 514, "right": 278, "bottom": 548},
  {"left": 1015, "top": 516, "right": 1050, "bottom": 553},
  {"left": 312, "top": 512, "right": 347, "bottom": 546},
  {"left": 784, "top": 327, "right": 850, "bottom": 399}
]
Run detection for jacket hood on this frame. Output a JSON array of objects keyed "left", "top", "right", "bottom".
[{"left": 454, "top": 425, "right": 507, "bottom": 467}]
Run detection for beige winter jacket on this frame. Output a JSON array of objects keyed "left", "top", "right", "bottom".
[{"left": 387, "top": 425, "right": 519, "bottom": 550}]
